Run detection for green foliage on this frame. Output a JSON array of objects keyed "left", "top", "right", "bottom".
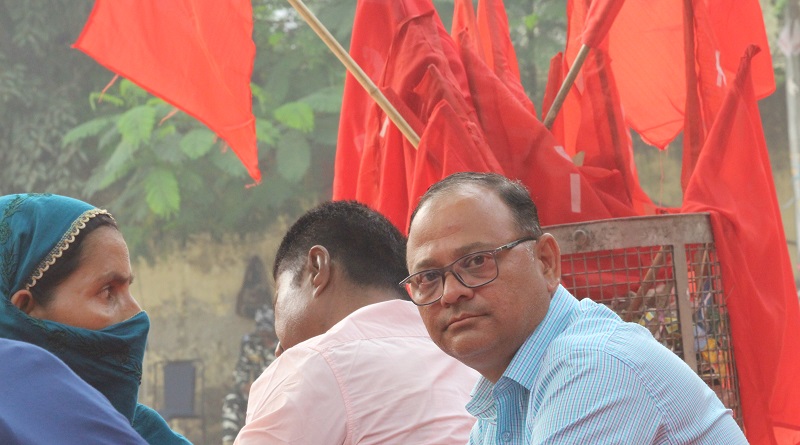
[
  {"left": 273, "top": 101, "right": 315, "bottom": 133},
  {"left": 117, "top": 105, "right": 157, "bottom": 148},
  {"left": 180, "top": 129, "right": 217, "bottom": 159},
  {"left": 276, "top": 130, "right": 312, "bottom": 182},
  {"left": 0, "top": 0, "right": 102, "bottom": 197},
  {"left": 144, "top": 168, "right": 180, "bottom": 218}
]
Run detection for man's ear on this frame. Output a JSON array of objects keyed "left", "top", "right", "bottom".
[
  {"left": 10, "top": 289, "right": 37, "bottom": 314},
  {"left": 307, "top": 245, "right": 331, "bottom": 299},
  {"left": 535, "top": 234, "right": 562, "bottom": 292}
]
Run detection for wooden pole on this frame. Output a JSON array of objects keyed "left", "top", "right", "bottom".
[
  {"left": 543, "top": 44, "right": 591, "bottom": 130},
  {"left": 285, "top": 0, "right": 421, "bottom": 148}
]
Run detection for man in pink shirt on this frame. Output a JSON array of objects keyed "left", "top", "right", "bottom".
[{"left": 235, "top": 201, "right": 478, "bottom": 445}]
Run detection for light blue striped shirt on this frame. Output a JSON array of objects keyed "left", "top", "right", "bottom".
[{"left": 466, "top": 285, "right": 747, "bottom": 444}]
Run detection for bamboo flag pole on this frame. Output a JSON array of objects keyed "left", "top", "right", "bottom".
[
  {"left": 285, "top": 0, "right": 421, "bottom": 148},
  {"left": 543, "top": 44, "right": 591, "bottom": 130}
]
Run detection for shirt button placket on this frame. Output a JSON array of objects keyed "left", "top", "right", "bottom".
[{"left": 502, "top": 431, "right": 512, "bottom": 442}]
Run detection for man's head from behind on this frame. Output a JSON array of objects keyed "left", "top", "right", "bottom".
[
  {"left": 405, "top": 172, "right": 561, "bottom": 382},
  {"left": 272, "top": 200, "right": 409, "bottom": 350}
]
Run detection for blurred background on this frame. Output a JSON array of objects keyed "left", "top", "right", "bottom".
[{"left": 1, "top": 1, "right": 796, "bottom": 443}]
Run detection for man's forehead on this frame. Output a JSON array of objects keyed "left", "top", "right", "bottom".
[{"left": 407, "top": 191, "right": 517, "bottom": 270}]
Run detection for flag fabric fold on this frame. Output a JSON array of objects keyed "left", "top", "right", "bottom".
[
  {"left": 74, "top": 0, "right": 260, "bottom": 182},
  {"left": 682, "top": 46, "right": 800, "bottom": 445},
  {"left": 474, "top": 0, "right": 536, "bottom": 116},
  {"left": 565, "top": 0, "right": 774, "bottom": 149}
]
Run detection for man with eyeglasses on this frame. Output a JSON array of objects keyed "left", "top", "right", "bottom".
[
  {"left": 235, "top": 200, "right": 478, "bottom": 444},
  {"left": 404, "top": 172, "right": 747, "bottom": 444}
]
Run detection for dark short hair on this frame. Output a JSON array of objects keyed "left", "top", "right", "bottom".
[
  {"left": 273, "top": 201, "right": 409, "bottom": 300},
  {"left": 409, "top": 172, "right": 544, "bottom": 238},
  {"left": 29, "top": 213, "right": 118, "bottom": 306}
]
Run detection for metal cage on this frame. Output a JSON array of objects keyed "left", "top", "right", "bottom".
[{"left": 544, "top": 213, "right": 742, "bottom": 425}]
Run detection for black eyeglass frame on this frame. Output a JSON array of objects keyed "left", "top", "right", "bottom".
[{"left": 400, "top": 236, "right": 537, "bottom": 306}]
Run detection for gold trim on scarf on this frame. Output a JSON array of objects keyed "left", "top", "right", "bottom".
[{"left": 25, "top": 208, "right": 115, "bottom": 290}]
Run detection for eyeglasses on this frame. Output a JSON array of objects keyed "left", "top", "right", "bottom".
[{"left": 400, "top": 237, "right": 536, "bottom": 306}]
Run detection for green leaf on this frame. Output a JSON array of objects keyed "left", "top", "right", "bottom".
[
  {"left": 251, "top": 83, "right": 268, "bottom": 114},
  {"left": 276, "top": 131, "right": 311, "bottom": 182},
  {"left": 180, "top": 128, "right": 217, "bottom": 159},
  {"left": 210, "top": 147, "right": 250, "bottom": 178},
  {"left": 153, "top": 133, "right": 186, "bottom": 165},
  {"left": 273, "top": 101, "right": 314, "bottom": 133},
  {"left": 105, "top": 139, "right": 140, "bottom": 175},
  {"left": 144, "top": 168, "right": 180, "bottom": 218},
  {"left": 299, "top": 86, "right": 343, "bottom": 113},
  {"left": 62, "top": 116, "right": 115, "bottom": 146},
  {"left": 97, "top": 127, "right": 121, "bottom": 151},
  {"left": 84, "top": 139, "right": 139, "bottom": 194},
  {"left": 524, "top": 13, "right": 539, "bottom": 30},
  {"left": 268, "top": 32, "right": 284, "bottom": 46},
  {"left": 256, "top": 119, "right": 279, "bottom": 146},
  {"left": 119, "top": 79, "right": 148, "bottom": 103},
  {"left": 89, "top": 92, "right": 124, "bottom": 110},
  {"left": 155, "top": 124, "right": 177, "bottom": 139},
  {"left": 117, "top": 105, "right": 157, "bottom": 148}
]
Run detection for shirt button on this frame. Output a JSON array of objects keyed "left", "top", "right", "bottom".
[{"left": 502, "top": 431, "right": 512, "bottom": 442}]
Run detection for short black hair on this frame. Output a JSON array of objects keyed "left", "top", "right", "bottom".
[
  {"left": 273, "top": 201, "right": 409, "bottom": 300},
  {"left": 409, "top": 172, "right": 544, "bottom": 238},
  {"left": 30, "top": 213, "right": 118, "bottom": 306}
]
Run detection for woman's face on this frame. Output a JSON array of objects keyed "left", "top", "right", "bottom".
[{"left": 29, "top": 226, "right": 142, "bottom": 330}]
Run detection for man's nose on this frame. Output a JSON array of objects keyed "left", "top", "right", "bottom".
[{"left": 439, "top": 272, "right": 474, "bottom": 306}]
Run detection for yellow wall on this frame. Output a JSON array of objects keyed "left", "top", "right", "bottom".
[{"left": 132, "top": 218, "right": 291, "bottom": 444}]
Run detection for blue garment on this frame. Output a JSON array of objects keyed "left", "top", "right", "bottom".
[
  {"left": 466, "top": 285, "right": 747, "bottom": 445},
  {"left": 0, "top": 194, "right": 190, "bottom": 445},
  {"left": 0, "top": 338, "right": 147, "bottom": 444}
]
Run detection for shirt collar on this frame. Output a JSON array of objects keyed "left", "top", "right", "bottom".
[{"left": 465, "top": 285, "right": 577, "bottom": 420}]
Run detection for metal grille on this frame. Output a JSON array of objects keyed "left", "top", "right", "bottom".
[{"left": 544, "top": 214, "right": 742, "bottom": 425}]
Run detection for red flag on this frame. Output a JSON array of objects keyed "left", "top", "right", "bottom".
[
  {"left": 581, "top": 0, "right": 624, "bottom": 48},
  {"left": 565, "top": 0, "right": 774, "bottom": 149},
  {"left": 561, "top": 2, "right": 655, "bottom": 215},
  {"left": 451, "top": 0, "right": 483, "bottom": 60},
  {"left": 572, "top": 48, "right": 655, "bottom": 215},
  {"left": 458, "top": 35, "right": 638, "bottom": 226},
  {"left": 74, "top": 0, "right": 260, "bottom": 182},
  {"left": 332, "top": 0, "right": 439, "bottom": 212},
  {"left": 475, "top": 0, "right": 536, "bottom": 116},
  {"left": 682, "top": 46, "right": 800, "bottom": 445},
  {"left": 335, "top": 0, "right": 499, "bottom": 231},
  {"left": 681, "top": 0, "right": 729, "bottom": 191}
]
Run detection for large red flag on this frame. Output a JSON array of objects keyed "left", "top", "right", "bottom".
[
  {"left": 74, "top": 0, "right": 260, "bottom": 182},
  {"left": 580, "top": 0, "right": 624, "bottom": 48},
  {"left": 335, "top": 0, "right": 502, "bottom": 231},
  {"left": 451, "top": 0, "right": 483, "bottom": 60},
  {"left": 475, "top": 0, "right": 536, "bottom": 116},
  {"left": 566, "top": 0, "right": 774, "bottom": 149},
  {"left": 457, "top": 34, "right": 638, "bottom": 226},
  {"left": 337, "top": 0, "right": 635, "bottom": 231},
  {"left": 561, "top": 1, "right": 654, "bottom": 215},
  {"left": 682, "top": 46, "right": 800, "bottom": 445}
]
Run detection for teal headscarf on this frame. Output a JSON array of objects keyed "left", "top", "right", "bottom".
[{"left": 0, "top": 194, "right": 190, "bottom": 445}]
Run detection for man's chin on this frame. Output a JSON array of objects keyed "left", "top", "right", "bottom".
[{"left": 440, "top": 329, "right": 493, "bottom": 365}]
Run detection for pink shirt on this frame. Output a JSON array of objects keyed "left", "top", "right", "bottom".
[{"left": 235, "top": 299, "right": 478, "bottom": 445}]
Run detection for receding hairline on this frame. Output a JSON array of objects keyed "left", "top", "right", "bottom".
[{"left": 409, "top": 182, "right": 504, "bottom": 232}]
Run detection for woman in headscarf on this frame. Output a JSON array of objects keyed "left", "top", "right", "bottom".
[{"left": 0, "top": 193, "right": 191, "bottom": 445}]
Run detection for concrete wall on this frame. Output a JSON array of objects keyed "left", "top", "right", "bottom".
[{"left": 132, "top": 218, "right": 291, "bottom": 444}]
